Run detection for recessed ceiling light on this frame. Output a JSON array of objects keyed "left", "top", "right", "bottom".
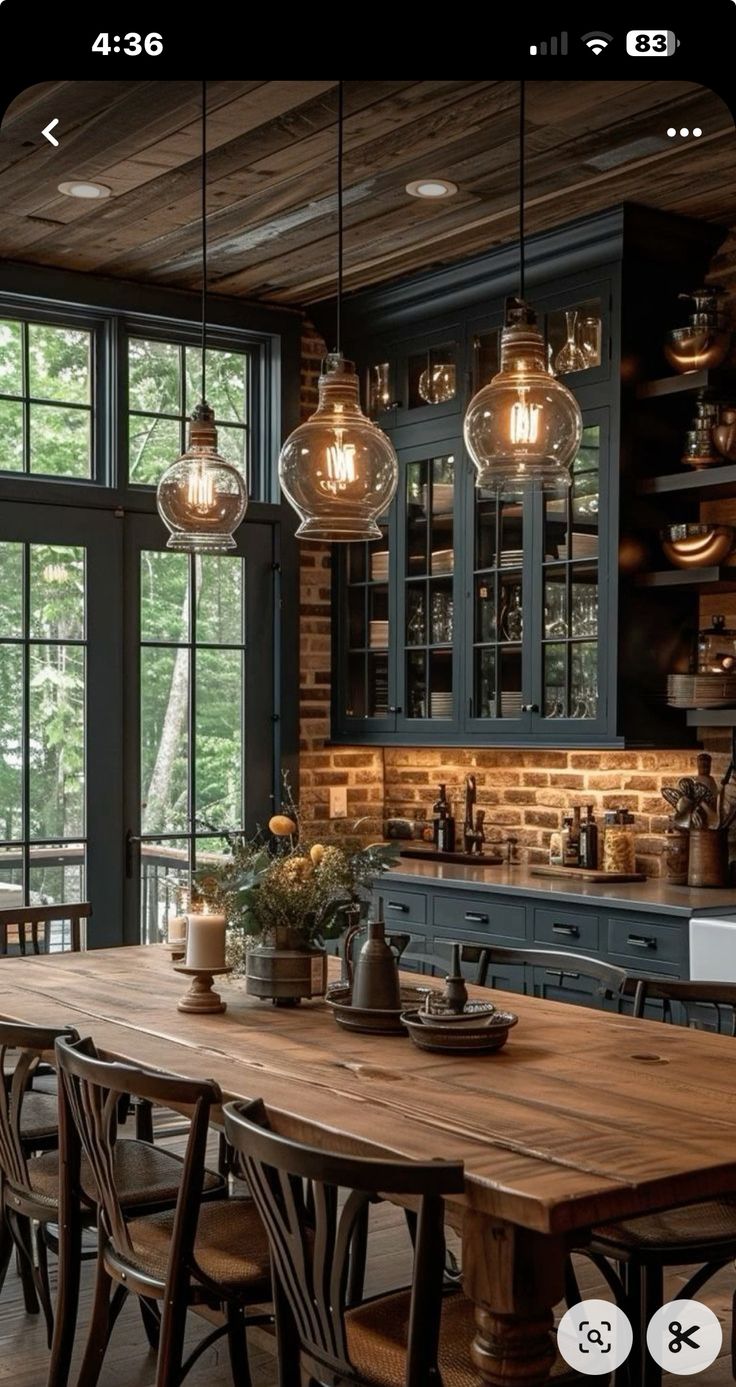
[
  {"left": 406, "top": 178, "right": 458, "bottom": 199},
  {"left": 58, "top": 180, "right": 111, "bottom": 200}
]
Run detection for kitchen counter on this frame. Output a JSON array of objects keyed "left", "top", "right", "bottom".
[{"left": 383, "top": 857, "right": 736, "bottom": 919}]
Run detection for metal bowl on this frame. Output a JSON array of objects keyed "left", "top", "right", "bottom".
[
  {"left": 326, "top": 983, "right": 433, "bottom": 1035},
  {"left": 417, "top": 1000, "right": 496, "bottom": 1029},
  {"left": 661, "top": 523, "right": 734, "bottom": 569},
  {"left": 401, "top": 1008, "right": 518, "bottom": 1054},
  {"left": 664, "top": 327, "right": 730, "bottom": 373}
]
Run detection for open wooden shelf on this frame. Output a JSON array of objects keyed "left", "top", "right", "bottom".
[
  {"left": 634, "top": 566, "right": 736, "bottom": 591},
  {"left": 686, "top": 708, "right": 736, "bottom": 727},
  {"left": 637, "top": 464, "right": 736, "bottom": 499},
  {"left": 636, "top": 368, "right": 736, "bottom": 400}
]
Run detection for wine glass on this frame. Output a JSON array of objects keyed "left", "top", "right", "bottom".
[{"left": 554, "top": 311, "right": 587, "bottom": 374}]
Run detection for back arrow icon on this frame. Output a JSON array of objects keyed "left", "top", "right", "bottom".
[{"left": 42, "top": 119, "right": 60, "bottom": 147}]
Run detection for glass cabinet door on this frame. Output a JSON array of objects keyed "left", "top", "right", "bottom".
[
  {"left": 402, "top": 452, "right": 456, "bottom": 723},
  {"left": 540, "top": 420, "right": 602, "bottom": 723},
  {"left": 472, "top": 493, "right": 527, "bottom": 723},
  {"left": 342, "top": 523, "right": 393, "bottom": 724}
]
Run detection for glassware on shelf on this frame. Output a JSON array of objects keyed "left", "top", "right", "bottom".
[
  {"left": 431, "top": 590, "right": 454, "bottom": 644},
  {"left": 579, "top": 315, "right": 602, "bottom": 366},
  {"left": 407, "top": 588, "right": 426, "bottom": 645},
  {"left": 544, "top": 582, "right": 567, "bottom": 637},
  {"left": 368, "top": 363, "right": 392, "bottom": 415},
  {"left": 418, "top": 361, "right": 457, "bottom": 405},
  {"left": 500, "top": 583, "right": 523, "bottom": 641},
  {"left": 697, "top": 615, "right": 736, "bottom": 674},
  {"left": 554, "top": 311, "right": 588, "bottom": 375}
]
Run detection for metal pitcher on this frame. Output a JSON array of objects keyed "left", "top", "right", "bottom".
[{"left": 342, "top": 909, "right": 409, "bottom": 1010}]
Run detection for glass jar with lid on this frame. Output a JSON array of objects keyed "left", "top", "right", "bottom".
[
  {"left": 602, "top": 808, "right": 636, "bottom": 875},
  {"left": 697, "top": 615, "right": 736, "bottom": 674}
]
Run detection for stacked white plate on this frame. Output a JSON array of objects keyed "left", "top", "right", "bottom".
[
  {"left": 432, "top": 549, "right": 454, "bottom": 574},
  {"left": 500, "top": 692, "right": 523, "bottom": 717},
  {"left": 369, "top": 620, "right": 389, "bottom": 648},
  {"left": 499, "top": 549, "right": 524, "bottom": 567},
  {"left": 430, "top": 692, "right": 453, "bottom": 717},
  {"left": 371, "top": 551, "right": 389, "bottom": 581}
]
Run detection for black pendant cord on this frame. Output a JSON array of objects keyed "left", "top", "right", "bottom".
[
  {"left": 201, "top": 77, "right": 207, "bottom": 403},
  {"left": 519, "top": 78, "right": 526, "bottom": 304},
  {"left": 335, "top": 79, "right": 344, "bottom": 356}
]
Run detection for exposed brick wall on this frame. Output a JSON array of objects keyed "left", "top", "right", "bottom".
[{"left": 296, "top": 323, "right": 731, "bottom": 874}]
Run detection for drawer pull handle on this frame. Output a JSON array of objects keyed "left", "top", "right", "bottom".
[
  {"left": 552, "top": 924, "right": 579, "bottom": 938},
  {"left": 465, "top": 911, "right": 489, "bottom": 924},
  {"left": 545, "top": 969, "right": 580, "bottom": 981},
  {"left": 387, "top": 901, "right": 409, "bottom": 913},
  {"left": 628, "top": 934, "right": 657, "bottom": 950}
]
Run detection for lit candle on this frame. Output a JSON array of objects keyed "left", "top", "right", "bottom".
[
  {"left": 167, "top": 915, "right": 187, "bottom": 945},
  {"left": 185, "top": 913, "right": 226, "bottom": 971}
]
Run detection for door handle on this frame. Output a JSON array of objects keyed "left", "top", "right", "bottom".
[
  {"left": 125, "top": 830, "right": 142, "bottom": 880},
  {"left": 553, "top": 923, "right": 580, "bottom": 938},
  {"left": 386, "top": 901, "right": 409, "bottom": 913},
  {"left": 465, "top": 911, "right": 489, "bottom": 924},
  {"left": 546, "top": 969, "right": 580, "bottom": 981},
  {"left": 627, "top": 935, "right": 657, "bottom": 950}
]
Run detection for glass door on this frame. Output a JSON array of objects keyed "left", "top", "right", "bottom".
[
  {"left": 0, "top": 501, "right": 123, "bottom": 946},
  {"left": 123, "top": 514, "right": 276, "bottom": 944}
]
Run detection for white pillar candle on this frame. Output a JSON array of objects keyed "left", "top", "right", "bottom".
[
  {"left": 185, "top": 913, "right": 226, "bottom": 971},
  {"left": 167, "top": 915, "right": 187, "bottom": 945}
]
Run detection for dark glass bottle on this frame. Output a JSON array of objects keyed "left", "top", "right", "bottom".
[
  {"left": 579, "top": 805, "right": 598, "bottom": 870},
  {"left": 437, "top": 802, "right": 456, "bottom": 853},
  {"left": 433, "top": 783, "right": 448, "bottom": 847}
]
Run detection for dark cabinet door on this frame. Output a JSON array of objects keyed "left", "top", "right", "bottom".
[{"left": 333, "top": 514, "right": 399, "bottom": 738}]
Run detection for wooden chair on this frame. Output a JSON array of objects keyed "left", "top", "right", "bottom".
[
  {"left": 223, "top": 1097, "right": 478, "bottom": 1387},
  {"left": 56, "top": 1034, "right": 274, "bottom": 1387},
  {"left": 461, "top": 942, "right": 630, "bottom": 1001},
  {"left": 569, "top": 977, "right": 736, "bottom": 1387},
  {"left": 0, "top": 902, "right": 90, "bottom": 955}
]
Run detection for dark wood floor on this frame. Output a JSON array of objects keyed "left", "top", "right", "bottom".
[{"left": 0, "top": 1129, "right": 732, "bottom": 1385}]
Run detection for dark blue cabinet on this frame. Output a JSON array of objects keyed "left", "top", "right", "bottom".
[{"left": 323, "top": 206, "right": 724, "bottom": 748}]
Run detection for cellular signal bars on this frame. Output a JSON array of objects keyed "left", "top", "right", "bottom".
[{"left": 529, "top": 32, "right": 568, "bottom": 55}]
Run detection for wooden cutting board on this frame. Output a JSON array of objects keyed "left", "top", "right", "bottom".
[{"left": 531, "top": 865, "right": 646, "bottom": 883}]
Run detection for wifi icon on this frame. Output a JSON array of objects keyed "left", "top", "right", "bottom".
[{"left": 582, "top": 30, "right": 613, "bottom": 54}]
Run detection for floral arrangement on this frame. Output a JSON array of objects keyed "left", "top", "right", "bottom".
[{"left": 194, "top": 779, "right": 398, "bottom": 973}]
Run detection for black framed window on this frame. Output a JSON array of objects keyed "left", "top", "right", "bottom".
[
  {"left": 0, "top": 538, "right": 87, "bottom": 919},
  {"left": 0, "top": 317, "right": 94, "bottom": 479},
  {"left": 127, "top": 334, "right": 251, "bottom": 490}
]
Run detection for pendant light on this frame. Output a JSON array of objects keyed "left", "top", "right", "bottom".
[
  {"left": 463, "top": 83, "right": 582, "bottom": 497},
  {"left": 278, "top": 83, "right": 399, "bottom": 541},
  {"left": 157, "top": 82, "right": 248, "bottom": 553}
]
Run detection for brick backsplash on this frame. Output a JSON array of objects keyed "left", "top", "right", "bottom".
[{"left": 296, "top": 323, "right": 730, "bottom": 875}]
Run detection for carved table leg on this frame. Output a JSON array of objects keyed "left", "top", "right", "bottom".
[{"left": 463, "top": 1210, "right": 567, "bottom": 1386}]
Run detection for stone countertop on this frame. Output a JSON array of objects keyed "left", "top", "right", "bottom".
[{"left": 379, "top": 857, "right": 736, "bottom": 918}]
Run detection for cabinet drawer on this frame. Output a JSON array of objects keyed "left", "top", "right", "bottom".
[
  {"left": 431, "top": 893, "right": 526, "bottom": 940},
  {"left": 375, "top": 886, "right": 427, "bottom": 925},
  {"left": 607, "top": 917, "right": 684, "bottom": 967},
  {"left": 533, "top": 908, "right": 599, "bottom": 952}
]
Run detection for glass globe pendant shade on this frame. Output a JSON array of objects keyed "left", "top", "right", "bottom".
[
  {"left": 156, "top": 402, "right": 248, "bottom": 553},
  {"left": 278, "top": 352, "right": 399, "bottom": 541},
  {"left": 463, "top": 299, "right": 583, "bottom": 497}
]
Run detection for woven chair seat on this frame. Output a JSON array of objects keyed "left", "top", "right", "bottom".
[
  {"left": 126, "top": 1197, "right": 272, "bottom": 1295},
  {"left": 346, "top": 1290, "right": 582, "bottom": 1386},
  {"left": 20, "top": 1139, "right": 225, "bottom": 1211},
  {"left": 19, "top": 1090, "right": 58, "bottom": 1142},
  {"left": 594, "top": 1196, "right": 736, "bottom": 1252}
]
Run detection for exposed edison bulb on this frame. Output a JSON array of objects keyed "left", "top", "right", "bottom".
[
  {"left": 278, "top": 353, "right": 399, "bottom": 541},
  {"left": 418, "top": 361, "right": 456, "bottom": 405},
  {"left": 157, "top": 403, "right": 248, "bottom": 553},
  {"left": 463, "top": 299, "right": 582, "bottom": 496}
]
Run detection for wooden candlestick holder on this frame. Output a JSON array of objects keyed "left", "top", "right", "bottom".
[{"left": 174, "top": 964, "right": 232, "bottom": 1014}]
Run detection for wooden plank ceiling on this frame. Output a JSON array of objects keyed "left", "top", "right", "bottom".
[{"left": 0, "top": 80, "right": 734, "bottom": 306}]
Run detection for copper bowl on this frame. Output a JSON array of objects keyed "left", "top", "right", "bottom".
[
  {"left": 661, "top": 523, "right": 734, "bottom": 568},
  {"left": 664, "top": 327, "right": 730, "bottom": 374}
]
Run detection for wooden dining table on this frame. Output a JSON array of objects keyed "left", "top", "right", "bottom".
[{"left": 1, "top": 945, "right": 736, "bottom": 1386}]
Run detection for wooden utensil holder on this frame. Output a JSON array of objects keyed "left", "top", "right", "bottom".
[{"left": 687, "top": 828, "right": 729, "bottom": 888}]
